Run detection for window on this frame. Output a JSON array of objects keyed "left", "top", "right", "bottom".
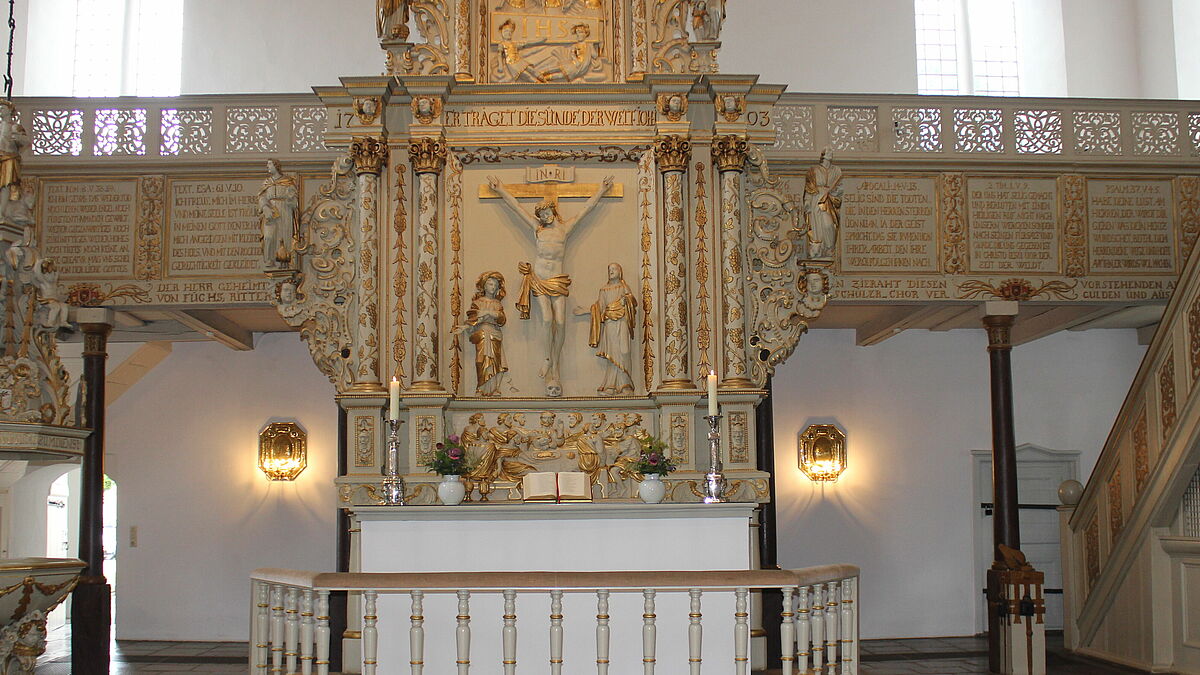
[
  {"left": 915, "top": 0, "right": 1020, "bottom": 96},
  {"left": 26, "top": 0, "right": 183, "bottom": 97}
]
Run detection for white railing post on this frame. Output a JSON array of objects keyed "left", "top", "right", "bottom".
[
  {"left": 411, "top": 590, "right": 426, "bottom": 674},
  {"left": 285, "top": 588, "right": 299, "bottom": 674},
  {"left": 362, "top": 589, "right": 378, "bottom": 675},
  {"left": 596, "top": 589, "right": 611, "bottom": 674},
  {"left": 315, "top": 590, "right": 330, "bottom": 675},
  {"left": 780, "top": 586, "right": 795, "bottom": 675},
  {"left": 456, "top": 590, "right": 471, "bottom": 674},
  {"left": 796, "top": 585, "right": 810, "bottom": 673},
  {"left": 688, "top": 588, "right": 703, "bottom": 674},
  {"left": 254, "top": 581, "right": 270, "bottom": 671},
  {"left": 843, "top": 577, "right": 859, "bottom": 675},
  {"left": 811, "top": 584, "right": 825, "bottom": 673},
  {"left": 270, "top": 584, "right": 284, "bottom": 674},
  {"left": 825, "top": 581, "right": 839, "bottom": 670},
  {"left": 549, "top": 589, "right": 564, "bottom": 674},
  {"left": 734, "top": 587, "right": 750, "bottom": 674},
  {"left": 642, "top": 589, "right": 657, "bottom": 674},
  {"left": 300, "top": 590, "right": 315, "bottom": 675},
  {"left": 502, "top": 589, "right": 518, "bottom": 675}
]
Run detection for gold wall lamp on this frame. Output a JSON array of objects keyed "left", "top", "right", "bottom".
[
  {"left": 798, "top": 424, "right": 847, "bottom": 482},
  {"left": 259, "top": 422, "right": 308, "bottom": 481}
]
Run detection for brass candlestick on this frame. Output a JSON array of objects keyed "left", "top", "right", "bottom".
[
  {"left": 381, "top": 417, "right": 406, "bottom": 505},
  {"left": 702, "top": 414, "right": 727, "bottom": 503}
]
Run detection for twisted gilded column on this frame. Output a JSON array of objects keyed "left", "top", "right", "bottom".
[
  {"left": 409, "top": 137, "right": 448, "bottom": 391},
  {"left": 712, "top": 135, "right": 752, "bottom": 388},
  {"left": 349, "top": 137, "right": 388, "bottom": 392},
  {"left": 655, "top": 135, "right": 694, "bottom": 389}
]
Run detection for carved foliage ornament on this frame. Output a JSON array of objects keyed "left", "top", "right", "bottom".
[
  {"left": 711, "top": 135, "right": 748, "bottom": 173},
  {"left": 410, "top": 137, "right": 448, "bottom": 174},
  {"left": 351, "top": 136, "right": 388, "bottom": 176},
  {"left": 654, "top": 135, "right": 691, "bottom": 173}
]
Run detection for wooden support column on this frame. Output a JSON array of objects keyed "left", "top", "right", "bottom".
[
  {"left": 408, "top": 136, "right": 448, "bottom": 392},
  {"left": 349, "top": 136, "right": 388, "bottom": 393},
  {"left": 654, "top": 134, "right": 695, "bottom": 390},
  {"left": 982, "top": 300, "right": 1020, "bottom": 673},
  {"left": 73, "top": 307, "right": 114, "bottom": 675}
]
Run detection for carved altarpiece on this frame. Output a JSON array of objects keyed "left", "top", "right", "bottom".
[{"left": 272, "top": 0, "right": 833, "bottom": 506}]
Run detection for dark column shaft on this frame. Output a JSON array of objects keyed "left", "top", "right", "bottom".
[
  {"left": 755, "top": 377, "right": 782, "bottom": 666},
  {"left": 330, "top": 404, "right": 349, "bottom": 671},
  {"left": 73, "top": 321, "right": 112, "bottom": 674},
  {"left": 983, "top": 312, "right": 1019, "bottom": 674}
]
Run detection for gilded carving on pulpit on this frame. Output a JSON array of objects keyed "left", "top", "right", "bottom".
[
  {"left": 804, "top": 148, "right": 843, "bottom": 259},
  {"left": 377, "top": 0, "right": 410, "bottom": 39},
  {"left": 487, "top": 174, "right": 613, "bottom": 397},
  {"left": 576, "top": 262, "right": 636, "bottom": 395},
  {"left": 488, "top": 0, "right": 612, "bottom": 83},
  {"left": 258, "top": 160, "right": 300, "bottom": 268},
  {"left": 457, "top": 271, "right": 509, "bottom": 397},
  {"left": 0, "top": 102, "right": 33, "bottom": 228}
]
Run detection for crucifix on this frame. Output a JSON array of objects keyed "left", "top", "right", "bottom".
[{"left": 482, "top": 167, "right": 623, "bottom": 397}]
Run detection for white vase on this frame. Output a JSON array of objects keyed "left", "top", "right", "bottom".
[
  {"left": 638, "top": 473, "right": 666, "bottom": 504},
  {"left": 438, "top": 474, "right": 466, "bottom": 505}
]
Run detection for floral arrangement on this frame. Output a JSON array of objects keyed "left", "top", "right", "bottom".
[
  {"left": 424, "top": 434, "right": 473, "bottom": 475},
  {"left": 633, "top": 435, "right": 676, "bottom": 475}
]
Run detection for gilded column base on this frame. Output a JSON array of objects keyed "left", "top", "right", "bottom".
[
  {"left": 658, "top": 379, "right": 699, "bottom": 391},
  {"left": 719, "top": 378, "right": 754, "bottom": 389},
  {"left": 347, "top": 382, "right": 387, "bottom": 394},
  {"left": 406, "top": 381, "right": 448, "bottom": 393}
]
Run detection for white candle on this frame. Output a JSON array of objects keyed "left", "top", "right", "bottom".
[
  {"left": 707, "top": 370, "right": 718, "bottom": 417},
  {"left": 388, "top": 377, "right": 400, "bottom": 421}
]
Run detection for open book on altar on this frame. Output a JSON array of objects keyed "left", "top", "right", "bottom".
[{"left": 522, "top": 472, "right": 592, "bottom": 503}]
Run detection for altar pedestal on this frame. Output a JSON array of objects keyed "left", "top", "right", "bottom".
[{"left": 353, "top": 502, "right": 755, "bottom": 673}]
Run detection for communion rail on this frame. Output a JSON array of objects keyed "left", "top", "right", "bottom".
[{"left": 249, "top": 565, "right": 860, "bottom": 674}]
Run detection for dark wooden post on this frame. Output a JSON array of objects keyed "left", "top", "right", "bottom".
[
  {"left": 73, "top": 308, "right": 114, "bottom": 674},
  {"left": 982, "top": 301, "right": 1020, "bottom": 673},
  {"left": 756, "top": 377, "right": 782, "bottom": 666}
]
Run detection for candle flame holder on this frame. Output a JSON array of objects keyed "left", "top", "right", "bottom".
[
  {"left": 381, "top": 416, "right": 406, "bottom": 505},
  {"left": 702, "top": 414, "right": 728, "bottom": 503}
]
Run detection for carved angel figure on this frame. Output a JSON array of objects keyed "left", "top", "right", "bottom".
[
  {"left": 457, "top": 271, "right": 509, "bottom": 397},
  {"left": 377, "top": 0, "right": 409, "bottom": 39},
  {"left": 575, "top": 262, "right": 636, "bottom": 395},
  {"left": 803, "top": 148, "right": 843, "bottom": 259},
  {"left": 690, "top": 0, "right": 724, "bottom": 41},
  {"left": 258, "top": 160, "right": 300, "bottom": 268},
  {"left": 32, "top": 259, "right": 69, "bottom": 331},
  {"left": 800, "top": 269, "right": 830, "bottom": 315}
]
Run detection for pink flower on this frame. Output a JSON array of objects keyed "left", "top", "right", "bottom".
[
  {"left": 448, "top": 447, "right": 463, "bottom": 460},
  {"left": 435, "top": 442, "right": 444, "bottom": 450},
  {"left": 648, "top": 454, "right": 659, "bottom": 465},
  {"left": 448, "top": 434, "right": 460, "bottom": 443}
]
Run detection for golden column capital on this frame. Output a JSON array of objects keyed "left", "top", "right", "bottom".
[
  {"left": 408, "top": 137, "right": 448, "bottom": 175},
  {"left": 350, "top": 136, "right": 388, "bottom": 176},
  {"left": 982, "top": 314, "right": 1015, "bottom": 352},
  {"left": 712, "top": 135, "right": 749, "bottom": 173},
  {"left": 654, "top": 134, "right": 692, "bottom": 173}
]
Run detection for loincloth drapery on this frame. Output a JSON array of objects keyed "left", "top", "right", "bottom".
[{"left": 516, "top": 261, "right": 570, "bottom": 319}]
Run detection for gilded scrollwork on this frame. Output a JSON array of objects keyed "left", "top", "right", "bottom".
[
  {"left": 455, "top": 145, "right": 647, "bottom": 164},
  {"left": 638, "top": 151, "right": 657, "bottom": 391},
  {"left": 1108, "top": 468, "right": 1123, "bottom": 539},
  {"left": 134, "top": 175, "right": 164, "bottom": 280},
  {"left": 958, "top": 278, "right": 1077, "bottom": 301},
  {"left": 1060, "top": 174, "right": 1088, "bottom": 277},
  {"left": 447, "top": 153, "right": 464, "bottom": 394},
  {"left": 649, "top": 0, "right": 690, "bottom": 74},
  {"left": 392, "top": 161, "right": 409, "bottom": 383},
  {"left": 405, "top": 0, "right": 453, "bottom": 76},
  {"left": 1133, "top": 408, "right": 1149, "bottom": 496},
  {"left": 693, "top": 163, "right": 712, "bottom": 381},
  {"left": 940, "top": 172, "right": 967, "bottom": 274},
  {"left": 1178, "top": 175, "right": 1200, "bottom": 265},
  {"left": 1160, "top": 351, "right": 1176, "bottom": 442}
]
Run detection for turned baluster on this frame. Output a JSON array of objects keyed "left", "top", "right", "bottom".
[
  {"left": 596, "top": 589, "right": 611, "bottom": 675},
  {"left": 300, "top": 590, "right": 315, "bottom": 675},
  {"left": 734, "top": 587, "right": 749, "bottom": 675},
  {"left": 315, "top": 590, "right": 330, "bottom": 675},
  {"left": 270, "top": 584, "right": 284, "bottom": 674},
  {"left": 549, "top": 589, "right": 564, "bottom": 674},
  {"left": 780, "top": 587, "right": 795, "bottom": 675},
  {"left": 796, "top": 586, "right": 810, "bottom": 674},
  {"left": 811, "top": 584, "right": 825, "bottom": 673},
  {"left": 642, "top": 589, "right": 657, "bottom": 674},
  {"left": 254, "top": 581, "right": 270, "bottom": 670},
  {"left": 825, "top": 582, "right": 840, "bottom": 671},
  {"left": 410, "top": 590, "right": 425, "bottom": 673},
  {"left": 502, "top": 589, "right": 518, "bottom": 675},
  {"left": 285, "top": 588, "right": 300, "bottom": 674},
  {"left": 688, "top": 589, "right": 703, "bottom": 674},
  {"left": 842, "top": 578, "right": 858, "bottom": 675},
  {"left": 362, "top": 590, "right": 378, "bottom": 675},
  {"left": 456, "top": 590, "right": 471, "bottom": 674}
]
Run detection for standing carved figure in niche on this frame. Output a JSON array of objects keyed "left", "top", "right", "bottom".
[
  {"left": 803, "top": 148, "right": 843, "bottom": 259},
  {"left": 487, "top": 175, "right": 613, "bottom": 397},
  {"left": 456, "top": 271, "right": 509, "bottom": 397},
  {"left": 575, "top": 262, "right": 637, "bottom": 395},
  {"left": 0, "top": 101, "right": 31, "bottom": 227},
  {"left": 690, "top": 0, "right": 724, "bottom": 41},
  {"left": 258, "top": 160, "right": 300, "bottom": 267},
  {"left": 377, "top": 0, "right": 409, "bottom": 39}
]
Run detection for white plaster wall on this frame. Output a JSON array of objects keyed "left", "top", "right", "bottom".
[
  {"left": 108, "top": 333, "right": 337, "bottom": 641},
  {"left": 1135, "top": 0, "right": 1179, "bottom": 99},
  {"left": 1174, "top": 0, "right": 1200, "bottom": 99},
  {"left": 771, "top": 328, "right": 1144, "bottom": 638}
]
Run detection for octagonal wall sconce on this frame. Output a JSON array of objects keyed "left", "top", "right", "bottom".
[
  {"left": 259, "top": 422, "right": 308, "bottom": 481},
  {"left": 798, "top": 424, "right": 847, "bottom": 482}
]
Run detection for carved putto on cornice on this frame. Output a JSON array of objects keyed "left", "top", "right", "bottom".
[
  {"left": 654, "top": 135, "right": 692, "bottom": 173},
  {"left": 411, "top": 96, "right": 443, "bottom": 125},
  {"left": 409, "top": 137, "right": 448, "bottom": 174},
  {"left": 657, "top": 93, "right": 688, "bottom": 122},
  {"left": 715, "top": 93, "right": 743, "bottom": 122},
  {"left": 353, "top": 97, "right": 382, "bottom": 126},
  {"left": 351, "top": 137, "right": 389, "bottom": 176},
  {"left": 711, "top": 135, "right": 748, "bottom": 173}
]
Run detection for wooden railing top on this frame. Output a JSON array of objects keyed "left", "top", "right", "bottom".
[{"left": 251, "top": 565, "right": 859, "bottom": 592}]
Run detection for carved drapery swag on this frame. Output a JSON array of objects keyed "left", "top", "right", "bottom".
[{"left": 743, "top": 146, "right": 832, "bottom": 386}]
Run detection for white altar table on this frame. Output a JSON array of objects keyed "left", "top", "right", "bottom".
[{"left": 353, "top": 502, "right": 756, "bottom": 673}]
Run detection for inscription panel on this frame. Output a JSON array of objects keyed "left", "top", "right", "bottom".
[
  {"left": 166, "top": 178, "right": 263, "bottom": 278},
  {"left": 967, "top": 177, "right": 1058, "bottom": 274},
  {"left": 1087, "top": 178, "right": 1175, "bottom": 275},
  {"left": 840, "top": 176, "right": 938, "bottom": 273},
  {"left": 40, "top": 178, "right": 138, "bottom": 279}
]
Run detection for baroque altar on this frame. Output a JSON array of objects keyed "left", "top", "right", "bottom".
[{"left": 269, "top": 0, "right": 835, "bottom": 507}]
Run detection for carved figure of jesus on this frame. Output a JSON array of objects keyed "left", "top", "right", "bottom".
[
  {"left": 575, "top": 262, "right": 636, "bottom": 395},
  {"left": 487, "top": 174, "right": 613, "bottom": 397}
]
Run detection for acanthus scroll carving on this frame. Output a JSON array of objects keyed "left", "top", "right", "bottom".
[
  {"left": 712, "top": 135, "right": 748, "bottom": 173},
  {"left": 410, "top": 137, "right": 448, "bottom": 174},
  {"left": 352, "top": 137, "right": 388, "bottom": 175},
  {"left": 743, "top": 145, "right": 830, "bottom": 386},
  {"left": 654, "top": 134, "right": 691, "bottom": 173}
]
